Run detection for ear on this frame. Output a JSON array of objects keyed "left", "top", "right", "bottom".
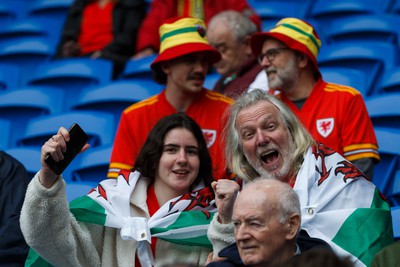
[
  {"left": 285, "top": 213, "right": 301, "bottom": 240},
  {"left": 243, "top": 35, "right": 253, "bottom": 56},
  {"left": 297, "top": 53, "right": 308, "bottom": 69},
  {"left": 160, "top": 61, "right": 170, "bottom": 75}
]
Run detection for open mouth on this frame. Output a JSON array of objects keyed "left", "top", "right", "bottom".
[
  {"left": 260, "top": 150, "right": 279, "bottom": 164},
  {"left": 173, "top": 170, "right": 190, "bottom": 175}
]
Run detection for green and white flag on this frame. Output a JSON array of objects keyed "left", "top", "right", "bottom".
[
  {"left": 294, "top": 143, "right": 394, "bottom": 267},
  {"left": 25, "top": 170, "right": 216, "bottom": 267}
]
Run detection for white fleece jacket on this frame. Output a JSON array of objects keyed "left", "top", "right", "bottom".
[{"left": 20, "top": 172, "right": 211, "bottom": 267}]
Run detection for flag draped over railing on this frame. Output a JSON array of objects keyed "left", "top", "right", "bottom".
[{"left": 25, "top": 170, "right": 216, "bottom": 267}]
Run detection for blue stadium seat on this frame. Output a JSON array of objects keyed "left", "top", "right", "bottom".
[
  {"left": 366, "top": 94, "right": 400, "bottom": 129},
  {"left": 120, "top": 54, "right": 157, "bottom": 80},
  {"left": 71, "top": 80, "right": 163, "bottom": 124},
  {"left": 18, "top": 111, "right": 116, "bottom": 148},
  {"left": 377, "top": 66, "right": 400, "bottom": 94},
  {"left": 26, "top": 0, "right": 73, "bottom": 20},
  {"left": 0, "top": 1, "right": 26, "bottom": 26},
  {"left": 318, "top": 41, "right": 397, "bottom": 97},
  {"left": 203, "top": 72, "right": 221, "bottom": 90},
  {"left": 0, "top": 63, "right": 20, "bottom": 90},
  {"left": 66, "top": 182, "right": 96, "bottom": 202},
  {"left": 392, "top": 206, "right": 400, "bottom": 239},
  {"left": 4, "top": 147, "right": 41, "bottom": 179},
  {"left": 0, "top": 119, "right": 11, "bottom": 150},
  {"left": 320, "top": 66, "right": 368, "bottom": 96},
  {"left": 0, "top": 36, "right": 55, "bottom": 84},
  {"left": 71, "top": 145, "right": 112, "bottom": 183},
  {"left": 373, "top": 127, "right": 400, "bottom": 200},
  {"left": 252, "top": 0, "right": 314, "bottom": 30},
  {"left": 27, "top": 58, "right": 114, "bottom": 109},
  {"left": 0, "top": 17, "right": 62, "bottom": 45},
  {"left": 308, "top": 0, "right": 392, "bottom": 25},
  {"left": 320, "top": 15, "right": 400, "bottom": 46},
  {"left": 0, "top": 86, "right": 64, "bottom": 147}
]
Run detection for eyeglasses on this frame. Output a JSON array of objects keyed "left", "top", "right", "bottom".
[{"left": 257, "top": 47, "right": 290, "bottom": 63}]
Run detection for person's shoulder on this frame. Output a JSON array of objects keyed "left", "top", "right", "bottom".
[
  {"left": 123, "top": 94, "right": 161, "bottom": 115},
  {"left": 323, "top": 81, "right": 362, "bottom": 97},
  {"left": 203, "top": 90, "right": 234, "bottom": 105},
  {"left": 297, "top": 229, "right": 333, "bottom": 253}
]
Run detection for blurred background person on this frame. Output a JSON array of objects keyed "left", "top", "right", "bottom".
[
  {"left": 207, "top": 10, "right": 268, "bottom": 98},
  {"left": 56, "top": 0, "right": 146, "bottom": 78},
  {"left": 133, "top": 0, "right": 261, "bottom": 59},
  {"left": 0, "top": 151, "right": 30, "bottom": 267}
]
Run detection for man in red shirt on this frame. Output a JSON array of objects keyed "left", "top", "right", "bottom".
[
  {"left": 250, "top": 17, "right": 379, "bottom": 179},
  {"left": 108, "top": 17, "right": 233, "bottom": 180},
  {"left": 133, "top": 0, "right": 261, "bottom": 59}
]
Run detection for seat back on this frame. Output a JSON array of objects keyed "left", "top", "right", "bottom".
[
  {"left": 120, "top": 55, "right": 157, "bottom": 81},
  {"left": 71, "top": 145, "right": 112, "bottom": 183},
  {"left": 71, "top": 79, "right": 162, "bottom": 124},
  {"left": 0, "top": 86, "right": 64, "bottom": 146},
  {"left": 66, "top": 182, "right": 96, "bottom": 202},
  {"left": 18, "top": 111, "right": 116, "bottom": 148},
  {"left": 366, "top": 94, "right": 400, "bottom": 129},
  {"left": 28, "top": 58, "right": 114, "bottom": 109},
  {"left": 318, "top": 41, "right": 397, "bottom": 96},
  {"left": 4, "top": 147, "right": 41, "bottom": 179},
  {"left": 372, "top": 127, "right": 400, "bottom": 200}
]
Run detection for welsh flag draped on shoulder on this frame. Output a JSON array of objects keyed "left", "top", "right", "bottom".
[
  {"left": 25, "top": 170, "right": 216, "bottom": 267},
  {"left": 294, "top": 143, "right": 393, "bottom": 267}
]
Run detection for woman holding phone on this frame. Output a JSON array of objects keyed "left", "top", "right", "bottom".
[{"left": 20, "top": 113, "right": 216, "bottom": 266}]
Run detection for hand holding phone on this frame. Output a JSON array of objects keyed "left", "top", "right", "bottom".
[{"left": 44, "top": 123, "right": 88, "bottom": 175}]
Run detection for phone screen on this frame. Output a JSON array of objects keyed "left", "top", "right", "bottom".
[{"left": 44, "top": 123, "right": 88, "bottom": 175}]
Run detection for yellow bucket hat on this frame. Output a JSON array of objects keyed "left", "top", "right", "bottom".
[
  {"left": 250, "top": 17, "right": 321, "bottom": 71},
  {"left": 151, "top": 17, "right": 221, "bottom": 69}
]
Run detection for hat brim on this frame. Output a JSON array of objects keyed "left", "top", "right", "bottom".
[
  {"left": 151, "top": 43, "right": 221, "bottom": 69},
  {"left": 250, "top": 32, "right": 320, "bottom": 73}
]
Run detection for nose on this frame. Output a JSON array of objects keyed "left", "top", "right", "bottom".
[
  {"left": 256, "top": 128, "right": 269, "bottom": 147},
  {"left": 235, "top": 224, "right": 250, "bottom": 242},
  {"left": 193, "top": 59, "right": 208, "bottom": 73},
  {"left": 176, "top": 149, "right": 188, "bottom": 165}
]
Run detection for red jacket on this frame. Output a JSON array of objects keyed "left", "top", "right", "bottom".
[{"left": 136, "top": 0, "right": 261, "bottom": 52}]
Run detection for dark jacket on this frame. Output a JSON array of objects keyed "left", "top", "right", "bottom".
[
  {"left": 0, "top": 151, "right": 30, "bottom": 267},
  {"left": 206, "top": 230, "right": 333, "bottom": 267},
  {"left": 56, "top": 0, "right": 146, "bottom": 59}
]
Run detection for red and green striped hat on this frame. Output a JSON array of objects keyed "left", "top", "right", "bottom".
[
  {"left": 151, "top": 17, "right": 221, "bottom": 69},
  {"left": 250, "top": 17, "right": 321, "bottom": 71}
]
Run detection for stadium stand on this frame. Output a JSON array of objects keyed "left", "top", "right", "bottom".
[
  {"left": 318, "top": 41, "right": 398, "bottom": 97},
  {"left": 0, "top": 86, "right": 64, "bottom": 147},
  {"left": 320, "top": 14, "right": 400, "bottom": 46},
  {"left": 70, "top": 145, "right": 112, "bottom": 183},
  {"left": 0, "top": 63, "right": 20, "bottom": 90},
  {"left": 392, "top": 206, "right": 400, "bottom": 239},
  {"left": 71, "top": 79, "right": 163, "bottom": 125},
  {"left": 27, "top": 58, "right": 114, "bottom": 109},
  {"left": 3, "top": 147, "right": 41, "bottom": 179},
  {"left": 366, "top": 94, "right": 400, "bottom": 129},
  {"left": 17, "top": 111, "right": 116, "bottom": 148},
  {"left": 65, "top": 182, "right": 96, "bottom": 202},
  {"left": 120, "top": 54, "right": 156, "bottom": 81},
  {"left": 373, "top": 127, "right": 400, "bottom": 205},
  {"left": 0, "top": 119, "right": 11, "bottom": 150},
  {"left": 377, "top": 66, "right": 400, "bottom": 94}
]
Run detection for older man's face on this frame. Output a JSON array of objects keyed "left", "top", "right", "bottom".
[
  {"left": 232, "top": 187, "right": 290, "bottom": 266},
  {"left": 236, "top": 100, "right": 294, "bottom": 181},
  {"left": 207, "top": 22, "right": 249, "bottom": 77}
]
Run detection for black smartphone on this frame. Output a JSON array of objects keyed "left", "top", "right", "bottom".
[{"left": 44, "top": 123, "right": 88, "bottom": 175}]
